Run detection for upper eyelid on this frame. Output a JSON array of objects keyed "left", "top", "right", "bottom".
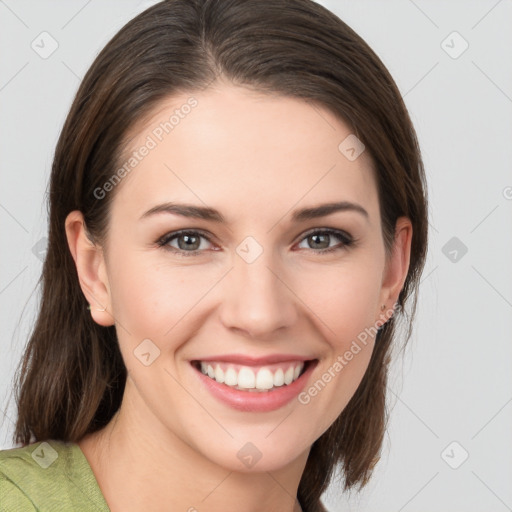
[{"left": 297, "top": 227, "right": 352, "bottom": 241}]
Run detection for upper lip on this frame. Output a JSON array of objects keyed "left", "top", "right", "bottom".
[{"left": 191, "top": 354, "right": 316, "bottom": 366}]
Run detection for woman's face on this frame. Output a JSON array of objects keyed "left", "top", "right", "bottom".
[{"left": 73, "top": 82, "right": 410, "bottom": 472}]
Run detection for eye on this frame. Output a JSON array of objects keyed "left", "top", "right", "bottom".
[
  {"left": 156, "top": 230, "right": 215, "bottom": 256},
  {"left": 296, "top": 228, "right": 354, "bottom": 254}
]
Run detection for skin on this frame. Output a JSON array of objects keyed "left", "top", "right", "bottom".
[{"left": 65, "top": 80, "right": 412, "bottom": 512}]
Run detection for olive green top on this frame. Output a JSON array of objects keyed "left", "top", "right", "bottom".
[
  {"left": 1, "top": 439, "right": 326, "bottom": 512},
  {"left": 0, "top": 439, "right": 110, "bottom": 511}
]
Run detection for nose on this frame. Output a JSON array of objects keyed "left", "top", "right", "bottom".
[{"left": 219, "top": 246, "right": 298, "bottom": 339}]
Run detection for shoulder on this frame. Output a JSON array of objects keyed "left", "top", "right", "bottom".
[
  {"left": 0, "top": 441, "right": 46, "bottom": 511},
  {"left": 0, "top": 473, "right": 36, "bottom": 511},
  {"left": 0, "top": 439, "right": 110, "bottom": 511}
]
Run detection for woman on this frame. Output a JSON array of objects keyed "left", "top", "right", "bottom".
[{"left": 0, "top": 0, "right": 428, "bottom": 510}]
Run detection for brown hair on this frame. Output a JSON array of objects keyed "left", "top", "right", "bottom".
[{"left": 9, "top": 1, "right": 428, "bottom": 510}]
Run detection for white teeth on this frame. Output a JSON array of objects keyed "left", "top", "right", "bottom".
[
  {"left": 197, "top": 361, "right": 305, "bottom": 391},
  {"left": 255, "top": 368, "right": 274, "bottom": 390},
  {"left": 214, "top": 365, "right": 225, "bottom": 383},
  {"left": 237, "top": 367, "right": 256, "bottom": 389},
  {"left": 224, "top": 367, "right": 237, "bottom": 386},
  {"left": 273, "top": 368, "right": 284, "bottom": 387}
]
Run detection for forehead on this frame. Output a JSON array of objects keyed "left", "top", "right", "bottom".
[{"left": 111, "top": 83, "right": 379, "bottom": 225}]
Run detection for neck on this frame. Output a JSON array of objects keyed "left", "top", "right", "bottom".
[{"left": 79, "top": 380, "right": 308, "bottom": 512}]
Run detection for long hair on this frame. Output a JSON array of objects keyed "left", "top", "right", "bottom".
[{"left": 10, "top": 1, "right": 428, "bottom": 510}]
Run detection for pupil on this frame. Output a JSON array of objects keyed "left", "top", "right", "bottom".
[
  {"left": 179, "top": 234, "right": 199, "bottom": 250},
  {"left": 311, "top": 234, "right": 328, "bottom": 249}
]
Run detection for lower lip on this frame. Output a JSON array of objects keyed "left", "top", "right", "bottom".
[{"left": 191, "top": 361, "right": 317, "bottom": 412}]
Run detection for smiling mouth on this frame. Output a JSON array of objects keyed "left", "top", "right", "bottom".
[{"left": 190, "top": 359, "right": 315, "bottom": 392}]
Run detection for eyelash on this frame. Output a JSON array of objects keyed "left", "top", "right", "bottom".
[{"left": 156, "top": 228, "right": 356, "bottom": 257}]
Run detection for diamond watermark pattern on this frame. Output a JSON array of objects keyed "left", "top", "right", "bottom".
[
  {"left": 441, "top": 441, "right": 469, "bottom": 469},
  {"left": 134, "top": 338, "right": 161, "bottom": 366},
  {"left": 31, "top": 441, "right": 58, "bottom": 469},
  {"left": 31, "top": 237, "right": 48, "bottom": 262},
  {"left": 237, "top": 442, "right": 263, "bottom": 468},
  {"left": 442, "top": 236, "right": 468, "bottom": 263},
  {"left": 338, "top": 134, "right": 365, "bottom": 161},
  {"left": 31, "top": 32, "right": 59, "bottom": 59},
  {"left": 441, "top": 31, "right": 469, "bottom": 59},
  {"left": 236, "top": 236, "right": 263, "bottom": 264}
]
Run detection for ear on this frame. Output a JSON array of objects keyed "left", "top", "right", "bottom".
[
  {"left": 376, "top": 216, "right": 413, "bottom": 325},
  {"left": 65, "top": 210, "right": 114, "bottom": 327}
]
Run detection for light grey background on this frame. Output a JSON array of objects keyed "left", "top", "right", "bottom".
[{"left": 1, "top": 1, "right": 511, "bottom": 511}]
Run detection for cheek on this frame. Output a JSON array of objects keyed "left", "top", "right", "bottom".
[
  {"left": 327, "top": 265, "right": 382, "bottom": 385},
  {"left": 302, "top": 260, "right": 383, "bottom": 347},
  {"left": 107, "top": 253, "right": 221, "bottom": 344},
  {"left": 109, "top": 256, "right": 166, "bottom": 332},
  {"left": 295, "top": 262, "right": 382, "bottom": 425}
]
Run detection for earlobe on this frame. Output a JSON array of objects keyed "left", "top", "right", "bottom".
[
  {"left": 377, "top": 216, "right": 413, "bottom": 325},
  {"left": 64, "top": 210, "right": 114, "bottom": 327}
]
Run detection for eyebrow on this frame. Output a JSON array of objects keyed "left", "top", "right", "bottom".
[{"left": 139, "top": 200, "right": 369, "bottom": 223}]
